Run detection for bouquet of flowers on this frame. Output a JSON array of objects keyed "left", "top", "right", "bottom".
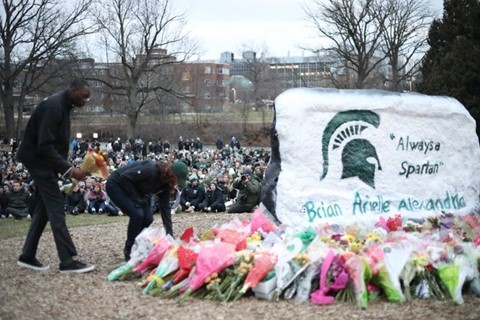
[
  {"left": 311, "top": 249, "right": 349, "bottom": 305},
  {"left": 272, "top": 235, "right": 310, "bottom": 300},
  {"left": 178, "top": 242, "right": 237, "bottom": 302},
  {"left": 195, "top": 251, "right": 252, "bottom": 302},
  {"left": 107, "top": 227, "right": 164, "bottom": 281},
  {"left": 340, "top": 252, "right": 372, "bottom": 309},
  {"left": 142, "top": 246, "right": 180, "bottom": 296},
  {"left": 81, "top": 148, "right": 109, "bottom": 179},
  {"left": 294, "top": 236, "right": 328, "bottom": 303},
  {"left": 133, "top": 234, "right": 175, "bottom": 275},
  {"left": 241, "top": 250, "right": 278, "bottom": 294}
]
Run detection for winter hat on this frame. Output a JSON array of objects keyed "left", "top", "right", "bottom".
[
  {"left": 171, "top": 161, "right": 189, "bottom": 188},
  {"left": 243, "top": 168, "right": 252, "bottom": 176}
]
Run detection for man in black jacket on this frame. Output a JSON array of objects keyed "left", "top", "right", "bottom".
[
  {"left": 16, "top": 79, "right": 94, "bottom": 273},
  {"left": 180, "top": 178, "right": 205, "bottom": 212}
]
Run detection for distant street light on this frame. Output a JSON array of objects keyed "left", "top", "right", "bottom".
[
  {"left": 93, "top": 133, "right": 98, "bottom": 139},
  {"left": 76, "top": 133, "right": 82, "bottom": 139}
]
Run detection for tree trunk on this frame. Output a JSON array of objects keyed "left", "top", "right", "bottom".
[
  {"left": 127, "top": 115, "right": 137, "bottom": 139},
  {"left": 1, "top": 85, "right": 16, "bottom": 139}
]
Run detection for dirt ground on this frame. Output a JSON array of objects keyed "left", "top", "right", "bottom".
[{"left": 1, "top": 213, "right": 480, "bottom": 320}]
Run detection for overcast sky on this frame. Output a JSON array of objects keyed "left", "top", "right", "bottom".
[{"left": 175, "top": 0, "right": 444, "bottom": 60}]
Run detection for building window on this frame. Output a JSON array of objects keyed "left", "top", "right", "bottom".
[
  {"left": 182, "top": 71, "right": 191, "bottom": 81},
  {"left": 204, "top": 79, "right": 211, "bottom": 86},
  {"left": 216, "top": 67, "right": 230, "bottom": 75},
  {"left": 204, "top": 66, "right": 211, "bottom": 74},
  {"left": 217, "top": 80, "right": 225, "bottom": 87}
]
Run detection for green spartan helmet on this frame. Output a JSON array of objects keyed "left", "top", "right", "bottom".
[
  {"left": 341, "top": 139, "right": 382, "bottom": 188},
  {"left": 320, "top": 110, "right": 381, "bottom": 189}
]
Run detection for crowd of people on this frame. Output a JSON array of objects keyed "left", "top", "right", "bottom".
[{"left": 0, "top": 134, "right": 270, "bottom": 220}]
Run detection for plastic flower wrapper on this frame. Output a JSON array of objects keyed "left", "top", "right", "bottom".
[
  {"left": 217, "top": 228, "right": 248, "bottom": 251},
  {"left": 178, "top": 242, "right": 237, "bottom": 302},
  {"left": 61, "top": 178, "right": 79, "bottom": 195},
  {"left": 405, "top": 240, "right": 448, "bottom": 301},
  {"left": 295, "top": 226, "right": 317, "bottom": 251},
  {"left": 271, "top": 236, "right": 306, "bottom": 299},
  {"left": 340, "top": 252, "right": 372, "bottom": 309},
  {"left": 311, "top": 249, "right": 349, "bottom": 305},
  {"left": 107, "top": 227, "right": 164, "bottom": 281},
  {"left": 366, "top": 243, "right": 409, "bottom": 303},
  {"left": 436, "top": 244, "right": 479, "bottom": 304},
  {"left": 400, "top": 260, "right": 417, "bottom": 301},
  {"left": 295, "top": 237, "right": 329, "bottom": 303},
  {"left": 250, "top": 207, "right": 277, "bottom": 235},
  {"left": 241, "top": 249, "right": 278, "bottom": 294},
  {"left": 142, "top": 246, "right": 180, "bottom": 295},
  {"left": 81, "top": 148, "right": 109, "bottom": 178},
  {"left": 133, "top": 234, "right": 175, "bottom": 275},
  {"left": 197, "top": 251, "right": 253, "bottom": 302},
  {"left": 460, "top": 214, "right": 480, "bottom": 242},
  {"left": 170, "top": 244, "right": 200, "bottom": 285}
]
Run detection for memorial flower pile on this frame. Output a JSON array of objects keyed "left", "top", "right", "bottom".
[{"left": 107, "top": 209, "right": 480, "bottom": 307}]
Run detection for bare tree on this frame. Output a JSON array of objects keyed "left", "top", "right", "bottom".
[
  {"left": 236, "top": 44, "right": 272, "bottom": 132},
  {"left": 88, "top": 0, "right": 195, "bottom": 139},
  {"left": 379, "top": 0, "right": 434, "bottom": 91},
  {"left": 304, "top": 0, "right": 388, "bottom": 89},
  {"left": 0, "top": 0, "right": 95, "bottom": 139}
]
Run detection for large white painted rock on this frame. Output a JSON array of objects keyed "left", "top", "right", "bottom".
[{"left": 261, "top": 88, "right": 480, "bottom": 229}]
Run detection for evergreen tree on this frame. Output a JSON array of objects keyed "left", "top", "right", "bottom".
[{"left": 419, "top": 0, "right": 480, "bottom": 137}]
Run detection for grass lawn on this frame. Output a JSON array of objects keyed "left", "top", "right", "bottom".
[{"left": 0, "top": 214, "right": 127, "bottom": 240}]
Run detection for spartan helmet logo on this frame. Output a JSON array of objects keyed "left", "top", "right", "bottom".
[{"left": 320, "top": 110, "right": 382, "bottom": 188}]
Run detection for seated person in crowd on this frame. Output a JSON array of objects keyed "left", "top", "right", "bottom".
[
  {"left": 198, "top": 181, "right": 225, "bottom": 213},
  {"left": 65, "top": 184, "right": 87, "bottom": 215},
  {"left": 6, "top": 180, "right": 31, "bottom": 219},
  {"left": 227, "top": 168, "right": 261, "bottom": 214},
  {"left": 180, "top": 177, "right": 205, "bottom": 213},
  {"left": 223, "top": 174, "right": 237, "bottom": 208},
  {"left": 87, "top": 182, "right": 107, "bottom": 214}
]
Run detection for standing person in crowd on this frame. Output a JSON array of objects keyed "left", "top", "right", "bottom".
[
  {"left": 194, "top": 137, "right": 203, "bottom": 152},
  {"left": 230, "top": 136, "right": 241, "bottom": 150},
  {"left": 198, "top": 181, "right": 226, "bottom": 213},
  {"left": 105, "top": 160, "right": 188, "bottom": 261},
  {"left": 227, "top": 168, "right": 261, "bottom": 214},
  {"left": 5, "top": 180, "right": 31, "bottom": 219},
  {"left": 16, "top": 79, "right": 94, "bottom": 273},
  {"left": 78, "top": 139, "right": 89, "bottom": 157},
  {"left": 216, "top": 137, "right": 223, "bottom": 150},
  {"left": 71, "top": 137, "right": 79, "bottom": 158}
]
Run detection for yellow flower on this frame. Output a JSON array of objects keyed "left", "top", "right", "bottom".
[
  {"left": 348, "top": 242, "right": 363, "bottom": 253},
  {"left": 366, "top": 233, "right": 382, "bottom": 243},
  {"left": 341, "top": 234, "right": 356, "bottom": 243}
]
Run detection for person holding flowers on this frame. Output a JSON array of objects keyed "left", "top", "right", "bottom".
[
  {"left": 16, "top": 79, "right": 95, "bottom": 273},
  {"left": 106, "top": 160, "right": 188, "bottom": 261}
]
